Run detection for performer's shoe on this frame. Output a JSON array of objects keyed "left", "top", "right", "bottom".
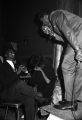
[
  {"left": 59, "top": 99, "right": 69, "bottom": 104},
  {"left": 54, "top": 100, "right": 78, "bottom": 111}
]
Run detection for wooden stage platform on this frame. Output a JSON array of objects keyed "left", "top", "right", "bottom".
[{"left": 40, "top": 102, "right": 82, "bottom": 120}]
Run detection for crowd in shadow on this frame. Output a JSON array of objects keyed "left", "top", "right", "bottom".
[{"left": 0, "top": 41, "right": 57, "bottom": 120}]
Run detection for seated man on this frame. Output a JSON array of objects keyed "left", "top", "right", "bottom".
[{"left": 0, "top": 48, "right": 45, "bottom": 120}]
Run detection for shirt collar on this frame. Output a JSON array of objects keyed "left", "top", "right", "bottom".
[{"left": 6, "top": 60, "right": 15, "bottom": 70}]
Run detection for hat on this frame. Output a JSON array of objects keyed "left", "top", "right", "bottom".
[
  {"left": 5, "top": 41, "right": 17, "bottom": 52},
  {"left": 10, "top": 41, "right": 18, "bottom": 52}
]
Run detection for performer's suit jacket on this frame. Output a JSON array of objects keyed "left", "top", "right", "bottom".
[
  {"left": 43, "top": 10, "right": 82, "bottom": 51},
  {"left": 0, "top": 61, "right": 19, "bottom": 100}
]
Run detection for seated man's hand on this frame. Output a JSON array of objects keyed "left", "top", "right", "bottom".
[
  {"left": 37, "top": 92, "right": 43, "bottom": 97},
  {"left": 75, "top": 49, "right": 82, "bottom": 62}
]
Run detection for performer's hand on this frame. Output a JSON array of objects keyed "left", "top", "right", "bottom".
[
  {"left": 42, "top": 26, "right": 63, "bottom": 42},
  {"left": 42, "top": 26, "right": 53, "bottom": 35},
  {"left": 53, "top": 33, "right": 63, "bottom": 41},
  {"left": 75, "top": 49, "right": 82, "bottom": 62}
]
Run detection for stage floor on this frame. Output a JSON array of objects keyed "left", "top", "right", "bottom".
[{"left": 40, "top": 102, "right": 82, "bottom": 120}]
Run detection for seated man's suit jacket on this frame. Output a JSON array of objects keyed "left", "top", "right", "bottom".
[{"left": 0, "top": 61, "right": 19, "bottom": 100}]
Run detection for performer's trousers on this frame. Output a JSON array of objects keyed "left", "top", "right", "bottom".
[{"left": 62, "top": 46, "right": 82, "bottom": 101}]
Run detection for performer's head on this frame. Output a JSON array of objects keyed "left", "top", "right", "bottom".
[
  {"left": 40, "top": 10, "right": 62, "bottom": 37},
  {"left": 40, "top": 14, "right": 54, "bottom": 36}
]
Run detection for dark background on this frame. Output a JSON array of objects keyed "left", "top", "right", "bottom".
[{"left": 0, "top": 0, "right": 82, "bottom": 60}]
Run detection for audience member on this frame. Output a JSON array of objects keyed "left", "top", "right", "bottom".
[
  {"left": 27, "top": 55, "right": 56, "bottom": 105},
  {"left": 0, "top": 47, "right": 45, "bottom": 120}
]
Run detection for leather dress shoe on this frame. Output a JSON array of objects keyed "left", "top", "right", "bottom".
[
  {"left": 59, "top": 99, "right": 70, "bottom": 104},
  {"left": 54, "top": 100, "right": 78, "bottom": 111}
]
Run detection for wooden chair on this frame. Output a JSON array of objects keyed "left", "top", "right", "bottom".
[{"left": 0, "top": 102, "right": 22, "bottom": 120}]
